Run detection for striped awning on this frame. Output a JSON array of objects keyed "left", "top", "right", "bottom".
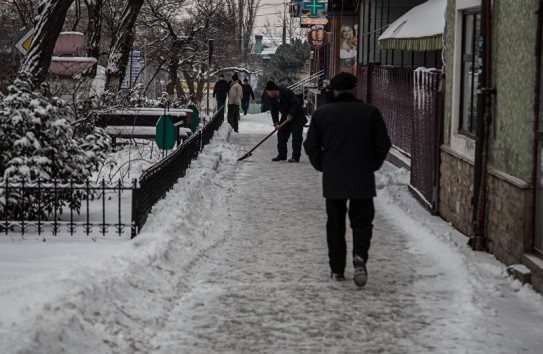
[{"left": 378, "top": 0, "right": 446, "bottom": 51}]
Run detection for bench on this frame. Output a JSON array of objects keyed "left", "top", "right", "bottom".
[{"left": 96, "top": 108, "right": 194, "bottom": 147}]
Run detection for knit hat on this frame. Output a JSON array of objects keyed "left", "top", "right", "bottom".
[
  {"left": 232, "top": 73, "right": 239, "bottom": 81},
  {"left": 265, "top": 81, "right": 279, "bottom": 91},
  {"left": 329, "top": 72, "right": 357, "bottom": 91}
]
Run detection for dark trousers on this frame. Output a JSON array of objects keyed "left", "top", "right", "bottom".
[
  {"left": 276, "top": 123, "right": 304, "bottom": 159},
  {"left": 325, "top": 198, "right": 375, "bottom": 275},
  {"left": 241, "top": 99, "right": 250, "bottom": 115},
  {"left": 227, "top": 104, "right": 240, "bottom": 132},
  {"left": 216, "top": 98, "right": 226, "bottom": 112}
]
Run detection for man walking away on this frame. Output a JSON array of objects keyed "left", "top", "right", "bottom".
[
  {"left": 227, "top": 73, "right": 243, "bottom": 133},
  {"left": 303, "top": 72, "right": 391, "bottom": 287},
  {"left": 265, "top": 81, "right": 308, "bottom": 162},
  {"left": 241, "top": 78, "right": 255, "bottom": 116},
  {"left": 213, "top": 74, "right": 229, "bottom": 112}
]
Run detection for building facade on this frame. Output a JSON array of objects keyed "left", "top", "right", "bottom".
[{"left": 440, "top": 0, "right": 543, "bottom": 292}]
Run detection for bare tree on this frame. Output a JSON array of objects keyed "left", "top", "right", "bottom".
[
  {"left": 82, "top": 0, "right": 102, "bottom": 78},
  {"left": 11, "top": 0, "right": 40, "bottom": 29},
  {"left": 261, "top": 11, "right": 305, "bottom": 47},
  {"left": 104, "top": 0, "right": 144, "bottom": 92},
  {"left": 224, "top": 0, "right": 262, "bottom": 59},
  {"left": 140, "top": 0, "right": 192, "bottom": 100},
  {"left": 20, "top": 0, "right": 75, "bottom": 87}
]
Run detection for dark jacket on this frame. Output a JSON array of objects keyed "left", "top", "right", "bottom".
[
  {"left": 261, "top": 91, "right": 271, "bottom": 112},
  {"left": 269, "top": 87, "right": 308, "bottom": 129},
  {"left": 242, "top": 84, "right": 255, "bottom": 101},
  {"left": 213, "top": 79, "right": 230, "bottom": 100},
  {"left": 303, "top": 93, "right": 391, "bottom": 199}
]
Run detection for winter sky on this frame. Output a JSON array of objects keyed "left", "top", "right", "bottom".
[{"left": 1, "top": 113, "right": 543, "bottom": 353}]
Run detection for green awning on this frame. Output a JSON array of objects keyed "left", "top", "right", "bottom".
[{"left": 378, "top": 35, "right": 443, "bottom": 51}]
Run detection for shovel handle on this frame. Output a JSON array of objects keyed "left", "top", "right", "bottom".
[{"left": 245, "top": 119, "right": 290, "bottom": 155}]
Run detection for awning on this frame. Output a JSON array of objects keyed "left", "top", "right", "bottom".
[{"left": 378, "top": 0, "right": 446, "bottom": 51}]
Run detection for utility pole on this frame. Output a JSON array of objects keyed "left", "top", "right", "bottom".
[
  {"left": 206, "top": 39, "right": 214, "bottom": 120},
  {"left": 282, "top": 1, "right": 287, "bottom": 45}
]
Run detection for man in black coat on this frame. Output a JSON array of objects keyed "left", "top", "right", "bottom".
[
  {"left": 303, "top": 72, "right": 391, "bottom": 287},
  {"left": 213, "top": 74, "right": 229, "bottom": 112},
  {"left": 241, "top": 78, "right": 255, "bottom": 116},
  {"left": 265, "top": 80, "right": 308, "bottom": 162}
]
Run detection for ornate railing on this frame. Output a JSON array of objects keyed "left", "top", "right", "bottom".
[{"left": 1, "top": 107, "right": 224, "bottom": 239}]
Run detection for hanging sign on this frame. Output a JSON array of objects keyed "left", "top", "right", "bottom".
[
  {"left": 302, "top": 0, "right": 327, "bottom": 17},
  {"left": 307, "top": 25, "right": 329, "bottom": 48},
  {"left": 300, "top": 17, "right": 328, "bottom": 28}
]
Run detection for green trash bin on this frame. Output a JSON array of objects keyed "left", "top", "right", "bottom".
[
  {"left": 248, "top": 103, "right": 261, "bottom": 114},
  {"left": 187, "top": 104, "right": 199, "bottom": 133}
]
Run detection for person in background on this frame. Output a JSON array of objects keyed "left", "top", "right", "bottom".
[
  {"left": 265, "top": 80, "right": 307, "bottom": 163},
  {"left": 227, "top": 73, "right": 243, "bottom": 133},
  {"left": 213, "top": 74, "right": 229, "bottom": 112},
  {"left": 241, "top": 78, "right": 255, "bottom": 116},
  {"left": 303, "top": 72, "right": 391, "bottom": 287}
]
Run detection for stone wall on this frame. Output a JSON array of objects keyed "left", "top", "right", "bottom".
[
  {"left": 486, "top": 169, "right": 533, "bottom": 264},
  {"left": 439, "top": 147, "right": 474, "bottom": 237},
  {"left": 440, "top": 147, "right": 543, "bottom": 294}
]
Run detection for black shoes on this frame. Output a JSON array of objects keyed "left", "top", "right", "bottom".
[
  {"left": 271, "top": 156, "right": 299, "bottom": 162},
  {"left": 331, "top": 273, "right": 346, "bottom": 281},
  {"left": 353, "top": 255, "right": 368, "bottom": 288}
]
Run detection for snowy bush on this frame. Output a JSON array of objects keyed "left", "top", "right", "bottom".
[{"left": 0, "top": 73, "right": 112, "bottom": 220}]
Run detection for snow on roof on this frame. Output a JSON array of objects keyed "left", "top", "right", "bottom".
[{"left": 378, "top": 0, "right": 446, "bottom": 51}]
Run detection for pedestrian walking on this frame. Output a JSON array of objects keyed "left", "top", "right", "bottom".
[
  {"left": 241, "top": 78, "right": 255, "bottom": 116},
  {"left": 213, "top": 74, "right": 229, "bottom": 112},
  {"left": 303, "top": 72, "right": 391, "bottom": 287},
  {"left": 265, "top": 80, "right": 308, "bottom": 162},
  {"left": 227, "top": 73, "right": 243, "bottom": 133}
]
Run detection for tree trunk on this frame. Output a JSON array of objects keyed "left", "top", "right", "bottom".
[
  {"left": 83, "top": 0, "right": 102, "bottom": 78},
  {"left": 104, "top": 0, "right": 144, "bottom": 92},
  {"left": 166, "top": 40, "right": 180, "bottom": 99},
  {"left": 20, "top": 0, "right": 75, "bottom": 87}
]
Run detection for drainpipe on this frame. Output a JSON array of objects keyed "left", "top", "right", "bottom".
[
  {"left": 532, "top": 0, "right": 543, "bottom": 244},
  {"left": 471, "top": 0, "right": 495, "bottom": 251}
]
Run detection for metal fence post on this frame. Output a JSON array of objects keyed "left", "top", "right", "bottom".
[{"left": 131, "top": 178, "right": 139, "bottom": 239}]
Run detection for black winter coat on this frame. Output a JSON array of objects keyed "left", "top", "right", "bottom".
[
  {"left": 242, "top": 84, "right": 255, "bottom": 100},
  {"left": 269, "top": 87, "right": 307, "bottom": 130},
  {"left": 303, "top": 93, "right": 391, "bottom": 199},
  {"left": 213, "top": 80, "right": 230, "bottom": 100}
]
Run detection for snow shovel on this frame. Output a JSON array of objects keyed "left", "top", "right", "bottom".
[{"left": 237, "top": 119, "right": 290, "bottom": 161}]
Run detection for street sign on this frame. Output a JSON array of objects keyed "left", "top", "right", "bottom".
[
  {"left": 155, "top": 115, "right": 176, "bottom": 150},
  {"left": 15, "top": 28, "right": 34, "bottom": 55}
]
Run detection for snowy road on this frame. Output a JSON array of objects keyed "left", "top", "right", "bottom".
[{"left": 1, "top": 113, "right": 543, "bottom": 353}]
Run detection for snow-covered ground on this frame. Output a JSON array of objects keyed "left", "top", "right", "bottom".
[{"left": 1, "top": 112, "right": 543, "bottom": 353}]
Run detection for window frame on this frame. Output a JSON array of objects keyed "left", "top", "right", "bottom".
[{"left": 458, "top": 9, "right": 481, "bottom": 137}]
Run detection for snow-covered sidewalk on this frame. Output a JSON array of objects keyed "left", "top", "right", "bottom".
[{"left": 1, "top": 113, "right": 543, "bottom": 353}]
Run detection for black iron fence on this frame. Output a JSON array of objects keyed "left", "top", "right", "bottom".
[
  {"left": 358, "top": 63, "right": 444, "bottom": 213},
  {"left": 1, "top": 107, "right": 224, "bottom": 239},
  {"left": 0, "top": 178, "right": 137, "bottom": 237}
]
